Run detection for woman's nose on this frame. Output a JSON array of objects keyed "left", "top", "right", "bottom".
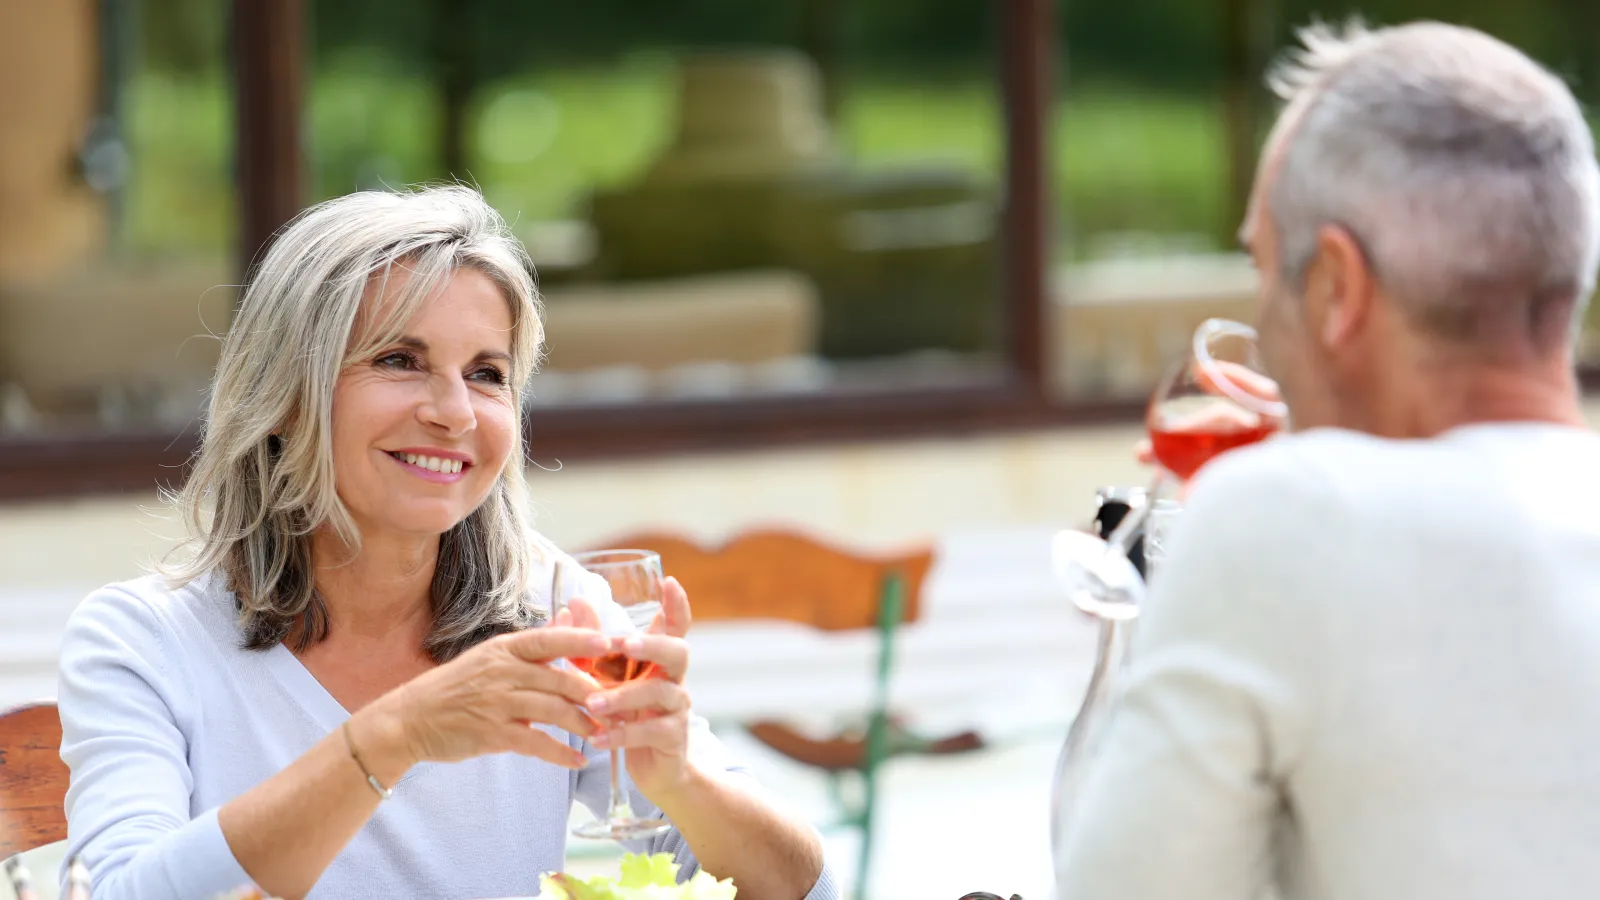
[{"left": 419, "top": 374, "right": 475, "bottom": 435}]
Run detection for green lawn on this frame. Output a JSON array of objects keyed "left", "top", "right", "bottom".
[{"left": 123, "top": 63, "right": 1234, "bottom": 259}]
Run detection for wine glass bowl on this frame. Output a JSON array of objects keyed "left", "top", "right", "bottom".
[
  {"left": 573, "top": 549, "right": 665, "bottom": 629},
  {"left": 1147, "top": 319, "right": 1286, "bottom": 481},
  {"left": 566, "top": 548, "right": 673, "bottom": 841},
  {"left": 1053, "top": 319, "right": 1280, "bottom": 621},
  {"left": 568, "top": 653, "right": 659, "bottom": 687}
]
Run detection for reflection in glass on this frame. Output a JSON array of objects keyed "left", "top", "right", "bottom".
[
  {"left": 0, "top": 2, "right": 231, "bottom": 437},
  {"left": 307, "top": 6, "right": 1008, "bottom": 409}
]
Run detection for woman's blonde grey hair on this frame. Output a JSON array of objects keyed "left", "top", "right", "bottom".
[{"left": 165, "top": 185, "right": 551, "bottom": 662}]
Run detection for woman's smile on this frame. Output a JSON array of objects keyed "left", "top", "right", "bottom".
[{"left": 383, "top": 448, "right": 473, "bottom": 484}]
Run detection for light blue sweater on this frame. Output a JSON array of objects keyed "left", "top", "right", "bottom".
[{"left": 57, "top": 567, "right": 839, "bottom": 900}]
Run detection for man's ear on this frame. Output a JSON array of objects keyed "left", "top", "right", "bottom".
[{"left": 1302, "top": 223, "right": 1374, "bottom": 350}]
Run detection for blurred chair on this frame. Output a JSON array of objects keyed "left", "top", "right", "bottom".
[
  {"left": 0, "top": 701, "right": 68, "bottom": 859},
  {"left": 590, "top": 529, "right": 983, "bottom": 900}
]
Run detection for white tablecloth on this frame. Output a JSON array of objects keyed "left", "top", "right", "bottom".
[
  {"left": 684, "top": 527, "right": 1100, "bottom": 735},
  {"left": 1, "top": 528, "right": 1101, "bottom": 734}
]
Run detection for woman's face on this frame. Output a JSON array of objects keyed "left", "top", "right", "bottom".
[{"left": 330, "top": 268, "right": 518, "bottom": 541}]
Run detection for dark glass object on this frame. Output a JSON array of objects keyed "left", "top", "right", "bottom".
[{"left": 1092, "top": 487, "right": 1147, "bottom": 579}]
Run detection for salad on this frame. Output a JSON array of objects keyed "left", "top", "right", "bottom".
[
  {"left": 539, "top": 853, "right": 736, "bottom": 900},
  {"left": 212, "top": 852, "right": 729, "bottom": 900}
]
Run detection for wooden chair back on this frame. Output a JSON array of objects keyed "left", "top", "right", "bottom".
[
  {"left": 0, "top": 701, "right": 68, "bottom": 858},
  {"left": 589, "top": 529, "right": 935, "bottom": 630}
]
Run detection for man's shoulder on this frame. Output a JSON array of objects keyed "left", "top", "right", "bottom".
[
  {"left": 1185, "top": 429, "right": 1368, "bottom": 514},
  {"left": 1166, "top": 428, "right": 1434, "bottom": 576},
  {"left": 1187, "top": 423, "right": 1592, "bottom": 520},
  {"left": 1193, "top": 424, "right": 1464, "bottom": 501}
]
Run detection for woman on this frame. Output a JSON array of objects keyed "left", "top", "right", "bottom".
[{"left": 57, "top": 186, "right": 833, "bottom": 900}]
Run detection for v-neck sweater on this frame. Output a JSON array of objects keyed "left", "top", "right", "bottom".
[{"left": 57, "top": 568, "right": 839, "bottom": 900}]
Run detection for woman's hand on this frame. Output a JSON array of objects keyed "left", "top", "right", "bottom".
[
  {"left": 560, "top": 583, "right": 829, "bottom": 900},
  {"left": 559, "top": 578, "right": 696, "bottom": 800},
  {"left": 357, "top": 627, "right": 611, "bottom": 773}
]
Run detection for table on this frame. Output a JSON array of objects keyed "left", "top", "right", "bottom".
[{"left": 682, "top": 527, "right": 1099, "bottom": 737}]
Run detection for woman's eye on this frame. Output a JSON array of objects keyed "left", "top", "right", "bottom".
[
  {"left": 470, "top": 366, "right": 508, "bottom": 385},
  {"left": 374, "top": 351, "right": 419, "bottom": 370}
]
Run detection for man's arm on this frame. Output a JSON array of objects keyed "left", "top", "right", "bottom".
[{"left": 1055, "top": 447, "right": 1335, "bottom": 900}]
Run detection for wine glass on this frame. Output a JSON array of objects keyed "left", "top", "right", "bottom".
[
  {"left": 565, "top": 549, "right": 673, "bottom": 841},
  {"left": 1146, "top": 318, "right": 1287, "bottom": 481},
  {"left": 1061, "top": 318, "right": 1284, "bottom": 618}
]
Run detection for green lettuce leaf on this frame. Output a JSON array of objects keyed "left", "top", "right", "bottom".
[{"left": 539, "top": 853, "right": 736, "bottom": 900}]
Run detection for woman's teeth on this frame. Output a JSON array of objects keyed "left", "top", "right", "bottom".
[{"left": 393, "top": 452, "right": 464, "bottom": 474}]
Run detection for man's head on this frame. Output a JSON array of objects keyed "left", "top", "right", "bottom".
[{"left": 1244, "top": 21, "right": 1600, "bottom": 434}]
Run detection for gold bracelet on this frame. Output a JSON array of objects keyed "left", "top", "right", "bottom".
[{"left": 342, "top": 719, "right": 394, "bottom": 801}]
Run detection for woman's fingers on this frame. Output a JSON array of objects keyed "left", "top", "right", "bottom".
[
  {"left": 499, "top": 626, "right": 608, "bottom": 664},
  {"left": 488, "top": 651, "right": 601, "bottom": 704},
  {"left": 614, "top": 634, "right": 689, "bottom": 682},
  {"left": 563, "top": 597, "right": 604, "bottom": 631},
  {"left": 659, "top": 576, "right": 692, "bottom": 638},
  {"left": 503, "top": 723, "right": 589, "bottom": 769},
  {"left": 586, "top": 678, "right": 690, "bottom": 719},
  {"left": 505, "top": 689, "right": 600, "bottom": 738},
  {"left": 593, "top": 712, "right": 689, "bottom": 753}
]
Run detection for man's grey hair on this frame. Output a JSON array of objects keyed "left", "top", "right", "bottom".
[{"left": 1266, "top": 20, "right": 1600, "bottom": 351}]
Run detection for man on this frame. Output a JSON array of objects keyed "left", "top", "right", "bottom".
[{"left": 1056, "top": 20, "right": 1600, "bottom": 900}]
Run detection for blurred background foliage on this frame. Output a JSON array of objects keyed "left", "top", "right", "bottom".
[{"left": 129, "top": 0, "right": 1600, "bottom": 258}]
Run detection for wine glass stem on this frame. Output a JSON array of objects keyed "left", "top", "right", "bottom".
[
  {"left": 606, "top": 748, "right": 630, "bottom": 821},
  {"left": 1051, "top": 616, "right": 1130, "bottom": 855}
]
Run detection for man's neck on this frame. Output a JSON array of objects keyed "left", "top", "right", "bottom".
[{"left": 1371, "top": 356, "right": 1586, "bottom": 439}]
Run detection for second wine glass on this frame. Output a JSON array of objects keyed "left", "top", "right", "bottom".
[
  {"left": 566, "top": 548, "right": 672, "bottom": 841},
  {"left": 1146, "top": 317, "right": 1287, "bottom": 480},
  {"left": 1068, "top": 318, "right": 1284, "bottom": 619}
]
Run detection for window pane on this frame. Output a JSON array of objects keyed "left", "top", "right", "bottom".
[
  {"left": 0, "top": 0, "right": 232, "bottom": 436},
  {"left": 1051, "top": 0, "right": 1600, "bottom": 400},
  {"left": 1051, "top": 0, "right": 1240, "bottom": 403},
  {"left": 309, "top": 0, "right": 1008, "bottom": 409}
]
